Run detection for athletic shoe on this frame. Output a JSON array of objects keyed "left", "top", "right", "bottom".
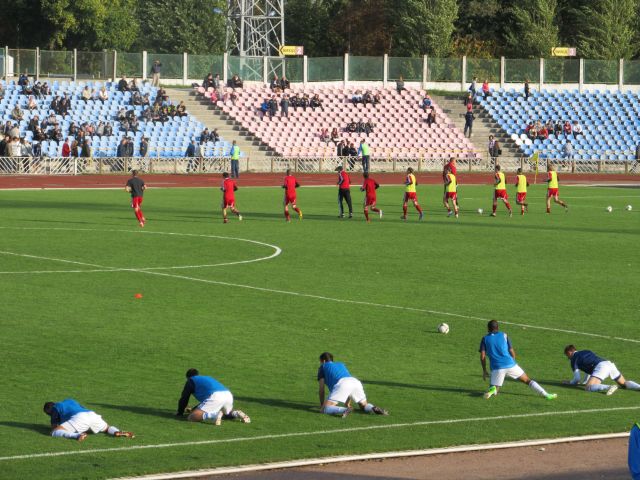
[
  {"left": 234, "top": 410, "right": 251, "bottom": 423},
  {"left": 238, "top": 215, "right": 243, "bottom": 221},
  {"left": 348, "top": 214, "right": 353, "bottom": 219},
  {"left": 545, "top": 393, "right": 557, "bottom": 400},
  {"left": 286, "top": 218, "right": 291, "bottom": 223},
  {"left": 419, "top": 212, "right": 424, "bottom": 221},
  {"left": 139, "top": 221, "right": 144, "bottom": 228},
  {"left": 223, "top": 218, "right": 229, "bottom": 224},
  {"left": 115, "top": 431, "right": 135, "bottom": 438},
  {"left": 455, "top": 213, "right": 459, "bottom": 218},
  {"left": 447, "top": 210, "right": 453, "bottom": 217},
  {"left": 298, "top": 210, "right": 303, "bottom": 220},
  {"left": 341, "top": 407, "right": 353, "bottom": 418},
  {"left": 379, "top": 209, "right": 383, "bottom": 219},
  {"left": 606, "top": 385, "right": 619, "bottom": 396},
  {"left": 78, "top": 433, "right": 88, "bottom": 442},
  {"left": 490, "top": 213, "right": 497, "bottom": 217},
  {"left": 215, "top": 411, "right": 223, "bottom": 426},
  {"left": 509, "top": 210, "right": 513, "bottom": 217},
  {"left": 400, "top": 215, "right": 407, "bottom": 221},
  {"left": 483, "top": 386, "right": 497, "bottom": 399},
  {"left": 372, "top": 406, "right": 389, "bottom": 415},
  {"left": 339, "top": 214, "right": 345, "bottom": 218}
]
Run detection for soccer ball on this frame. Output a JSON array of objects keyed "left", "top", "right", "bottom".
[
  {"left": 438, "top": 323, "right": 450, "bottom": 334},
  {"left": 477, "top": 208, "right": 484, "bottom": 215},
  {"left": 606, "top": 206, "right": 613, "bottom": 213},
  {"left": 627, "top": 205, "right": 633, "bottom": 211}
]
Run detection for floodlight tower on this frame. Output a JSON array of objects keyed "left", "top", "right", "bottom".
[{"left": 226, "top": 0, "right": 285, "bottom": 57}]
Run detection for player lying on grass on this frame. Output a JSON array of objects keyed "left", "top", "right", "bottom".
[
  {"left": 480, "top": 320, "right": 556, "bottom": 400},
  {"left": 317, "top": 352, "right": 388, "bottom": 417},
  {"left": 563, "top": 345, "right": 640, "bottom": 395},
  {"left": 44, "top": 398, "right": 134, "bottom": 441},
  {"left": 176, "top": 368, "right": 250, "bottom": 425}
]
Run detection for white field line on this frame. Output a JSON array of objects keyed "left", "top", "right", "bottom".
[
  {"left": 0, "top": 406, "right": 638, "bottom": 463},
  {"left": 115, "top": 432, "right": 631, "bottom": 480}
]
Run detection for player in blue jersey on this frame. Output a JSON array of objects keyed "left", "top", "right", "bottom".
[
  {"left": 480, "top": 320, "right": 557, "bottom": 400},
  {"left": 176, "top": 368, "right": 250, "bottom": 425},
  {"left": 317, "top": 352, "right": 388, "bottom": 417},
  {"left": 43, "top": 398, "right": 134, "bottom": 441},
  {"left": 563, "top": 345, "right": 640, "bottom": 395}
]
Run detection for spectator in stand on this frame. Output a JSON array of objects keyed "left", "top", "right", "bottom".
[
  {"left": 351, "top": 90, "right": 363, "bottom": 104},
  {"left": 116, "top": 138, "right": 128, "bottom": 157},
  {"left": 359, "top": 139, "right": 370, "bottom": 173},
  {"left": 300, "top": 94, "right": 309, "bottom": 111},
  {"left": 289, "top": 92, "right": 300, "bottom": 110},
  {"left": 104, "top": 123, "right": 113, "bottom": 137},
  {"left": 228, "top": 74, "right": 243, "bottom": 89},
  {"left": 573, "top": 120, "right": 583, "bottom": 137},
  {"left": 129, "top": 117, "right": 139, "bottom": 133},
  {"left": 81, "top": 86, "right": 92, "bottom": 102},
  {"left": 554, "top": 120, "right": 562, "bottom": 138},
  {"left": 347, "top": 142, "right": 358, "bottom": 170},
  {"left": 464, "top": 93, "right": 473, "bottom": 111},
  {"left": 336, "top": 140, "right": 346, "bottom": 157},
  {"left": 563, "top": 140, "right": 574, "bottom": 160},
  {"left": 96, "top": 122, "right": 105, "bottom": 137},
  {"left": 213, "top": 73, "right": 222, "bottom": 93},
  {"left": 545, "top": 119, "right": 554, "bottom": 136},
  {"left": 80, "top": 138, "right": 92, "bottom": 159},
  {"left": 8, "top": 123, "right": 20, "bottom": 139},
  {"left": 563, "top": 120, "right": 572, "bottom": 138},
  {"left": 150, "top": 60, "right": 162, "bottom": 87},
  {"left": 268, "top": 95, "right": 278, "bottom": 118},
  {"left": 537, "top": 124, "right": 549, "bottom": 140},
  {"left": 200, "top": 128, "right": 210, "bottom": 144},
  {"left": 11, "top": 105, "right": 24, "bottom": 121},
  {"left": 140, "top": 137, "right": 149, "bottom": 157},
  {"left": 524, "top": 79, "right": 530, "bottom": 100},
  {"left": 526, "top": 122, "right": 537, "bottom": 140},
  {"left": 186, "top": 139, "right": 201, "bottom": 172},
  {"left": 396, "top": 75, "right": 406, "bottom": 94},
  {"left": 346, "top": 121, "right": 357, "bottom": 133},
  {"left": 469, "top": 76, "right": 478, "bottom": 98},
  {"left": 319, "top": 128, "right": 330, "bottom": 143},
  {"left": 118, "top": 76, "right": 129, "bottom": 92},
  {"left": 280, "top": 94, "right": 289, "bottom": 118},
  {"left": 176, "top": 101, "right": 187, "bottom": 117},
  {"left": 131, "top": 91, "right": 142, "bottom": 105},
  {"left": 61, "top": 138, "right": 72, "bottom": 157},
  {"left": 464, "top": 109, "right": 475, "bottom": 138},
  {"left": 18, "top": 73, "right": 29, "bottom": 87},
  {"left": 32, "top": 141, "right": 41, "bottom": 157},
  {"left": 32, "top": 81, "right": 43, "bottom": 99},
  {"left": 211, "top": 129, "right": 220, "bottom": 143},
  {"left": 310, "top": 94, "right": 324, "bottom": 111},
  {"left": 421, "top": 94, "right": 432, "bottom": 112},
  {"left": 8, "top": 137, "right": 22, "bottom": 157},
  {"left": 270, "top": 75, "right": 281, "bottom": 93},
  {"left": 279, "top": 76, "right": 290, "bottom": 91},
  {"left": 98, "top": 86, "right": 108, "bottom": 103},
  {"left": 42, "top": 82, "right": 50, "bottom": 96},
  {"left": 364, "top": 120, "right": 375, "bottom": 135},
  {"left": 362, "top": 90, "right": 373, "bottom": 105},
  {"left": 27, "top": 95, "right": 37, "bottom": 111},
  {"left": 59, "top": 96, "right": 69, "bottom": 116},
  {"left": 0, "top": 83, "right": 4, "bottom": 100},
  {"left": 203, "top": 73, "right": 215, "bottom": 89},
  {"left": 2, "top": 120, "right": 11, "bottom": 135},
  {"left": 426, "top": 108, "right": 436, "bottom": 128},
  {"left": 331, "top": 128, "right": 340, "bottom": 144},
  {"left": 482, "top": 79, "right": 491, "bottom": 98},
  {"left": 488, "top": 135, "right": 496, "bottom": 162}
]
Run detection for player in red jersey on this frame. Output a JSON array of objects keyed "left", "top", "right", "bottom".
[
  {"left": 125, "top": 170, "right": 146, "bottom": 227},
  {"left": 491, "top": 164, "right": 512, "bottom": 217},
  {"left": 282, "top": 168, "right": 302, "bottom": 222},
  {"left": 360, "top": 172, "right": 382, "bottom": 222},
  {"left": 442, "top": 157, "right": 458, "bottom": 208},
  {"left": 220, "top": 172, "right": 242, "bottom": 223}
]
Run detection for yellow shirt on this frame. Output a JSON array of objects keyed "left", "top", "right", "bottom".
[
  {"left": 548, "top": 171, "right": 558, "bottom": 189},
  {"left": 516, "top": 174, "right": 527, "bottom": 193},
  {"left": 446, "top": 173, "right": 457, "bottom": 193},
  {"left": 495, "top": 172, "right": 506, "bottom": 190},
  {"left": 405, "top": 173, "right": 417, "bottom": 193}
]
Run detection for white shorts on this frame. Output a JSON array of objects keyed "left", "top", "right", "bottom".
[
  {"left": 196, "top": 391, "right": 234, "bottom": 415},
  {"left": 328, "top": 377, "right": 367, "bottom": 404},
  {"left": 490, "top": 365, "right": 525, "bottom": 387},
  {"left": 592, "top": 361, "right": 621, "bottom": 381},
  {"left": 60, "top": 411, "right": 107, "bottom": 434}
]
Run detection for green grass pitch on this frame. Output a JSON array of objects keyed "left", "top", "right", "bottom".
[{"left": 0, "top": 183, "right": 638, "bottom": 479}]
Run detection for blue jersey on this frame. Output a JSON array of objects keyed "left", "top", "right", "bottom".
[
  {"left": 52, "top": 398, "right": 91, "bottom": 425},
  {"left": 571, "top": 350, "right": 605, "bottom": 375},
  {"left": 191, "top": 375, "right": 229, "bottom": 402},
  {"left": 630, "top": 423, "right": 640, "bottom": 480},
  {"left": 479, "top": 332, "right": 516, "bottom": 370},
  {"left": 317, "top": 362, "right": 351, "bottom": 390}
]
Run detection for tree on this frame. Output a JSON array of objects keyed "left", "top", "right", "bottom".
[
  {"left": 453, "top": 0, "right": 501, "bottom": 56},
  {"left": 502, "top": 0, "right": 559, "bottom": 58}
]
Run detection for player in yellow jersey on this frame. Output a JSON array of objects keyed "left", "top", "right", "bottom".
[
  {"left": 443, "top": 167, "right": 459, "bottom": 218},
  {"left": 546, "top": 164, "right": 568, "bottom": 213},
  {"left": 402, "top": 167, "right": 424, "bottom": 221},
  {"left": 491, "top": 164, "right": 512, "bottom": 217},
  {"left": 514, "top": 168, "right": 529, "bottom": 215}
]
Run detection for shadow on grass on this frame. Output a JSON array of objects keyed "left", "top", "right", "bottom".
[
  {"left": 90, "top": 403, "right": 175, "bottom": 420},
  {"left": 361, "top": 379, "right": 532, "bottom": 398},
  {"left": 233, "top": 396, "right": 317, "bottom": 413},
  {"left": 0, "top": 421, "right": 50, "bottom": 435}
]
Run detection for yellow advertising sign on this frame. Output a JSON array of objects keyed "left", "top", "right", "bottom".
[
  {"left": 279, "top": 45, "right": 304, "bottom": 56},
  {"left": 551, "top": 47, "right": 577, "bottom": 57}
]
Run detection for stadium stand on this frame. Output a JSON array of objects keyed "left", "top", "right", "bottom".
[
  {"left": 0, "top": 80, "right": 239, "bottom": 158},
  {"left": 479, "top": 89, "right": 640, "bottom": 161},
  {"left": 197, "top": 85, "right": 479, "bottom": 159}
]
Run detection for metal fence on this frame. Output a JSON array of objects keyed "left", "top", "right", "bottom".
[{"left": 0, "top": 156, "right": 636, "bottom": 175}]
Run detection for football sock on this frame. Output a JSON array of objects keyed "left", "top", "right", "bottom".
[
  {"left": 107, "top": 426, "right": 120, "bottom": 436},
  {"left": 529, "top": 380, "right": 548, "bottom": 396},
  {"left": 363, "top": 404, "right": 375, "bottom": 413},
  {"left": 624, "top": 381, "right": 640, "bottom": 390},
  {"left": 202, "top": 411, "right": 220, "bottom": 422},
  {"left": 284, "top": 208, "right": 290, "bottom": 220},
  {"left": 323, "top": 405, "right": 347, "bottom": 415},
  {"left": 371, "top": 207, "right": 380, "bottom": 213},
  {"left": 492, "top": 205, "right": 497, "bottom": 213},
  {"left": 402, "top": 205, "right": 407, "bottom": 216},
  {"left": 293, "top": 207, "right": 301, "bottom": 215},
  {"left": 364, "top": 209, "right": 369, "bottom": 221},
  {"left": 415, "top": 203, "right": 423, "bottom": 214},
  {"left": 586, "top": 384, "right": 610, "bottom": 392},
  {"left": 52, "top": 429, "right": 81, "bottom": 439},
  {"left": 505, "top": 202, "right": 512, "bottom": 211}
]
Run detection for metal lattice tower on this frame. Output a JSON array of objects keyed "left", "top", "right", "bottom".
[{"left": 226, "top": 0, "right": 285, "bottom": 57}]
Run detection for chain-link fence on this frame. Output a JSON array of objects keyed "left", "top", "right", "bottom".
[
  {"left": 307, "top": 57, "right": 344, "bottom": 82},
  {"left": 388, "top": 57, "right": 423, "bottom": 82},
  {"left": 466, "top": 58, "right": 500, "bottom": 83}
]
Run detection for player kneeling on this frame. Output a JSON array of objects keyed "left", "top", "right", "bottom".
[
  {"left": 317, "top": 352, "right": 388, "bottom": 417},
  {"left": 176, "top": 368, "right": 250, "bottom": 425},
  {"left": 44, "top": 398, "right": 134, "bottom": 441}
]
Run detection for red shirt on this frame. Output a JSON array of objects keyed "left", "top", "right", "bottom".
[
  {"left": 283, "top": 175, "right": 299, "bottom": 196},
  {"left": 443, "top": 162, "right": 457, "bottom": 180},
  {"left": 338, "top": 171, "right": 351, "bottom": 189},
  {"left": 361, "top": 178, "right": 379, "bottom": 196},
  {"left": 222, "top": 178, "right": 236, "bottom": 199}
]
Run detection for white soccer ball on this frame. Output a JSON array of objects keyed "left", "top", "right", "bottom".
[
  {"left": 438, "top": 323, "right": 450, "bottom": 334},
  {"left": 627, "top": 205, "right": 633, "bottom": 211},
  {"left": 606, "top": 206, "right": 613, "bottom": 213},
  {"left": 477, "top": 208, "right": 483, "bottom": 215}
]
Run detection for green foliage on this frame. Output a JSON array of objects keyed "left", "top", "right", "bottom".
[{"left": 503, "top": 0, "right": 559, "bottom": 58}]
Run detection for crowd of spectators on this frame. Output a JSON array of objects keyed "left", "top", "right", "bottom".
[
  {"left": 350, "top": 90, "right": 381, "bottom": 105},
  {"left": 524, "top": 120, "right": 583, "bottom": 141}
]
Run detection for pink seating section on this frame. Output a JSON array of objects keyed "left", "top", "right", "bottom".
[{"left": 214, "top": 86, "right": 479, "bottom": 158}]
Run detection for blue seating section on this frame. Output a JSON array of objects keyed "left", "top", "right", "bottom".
[
  {"left": 479, "top": 89, "right": 640, "bottom": 161},
  {"left": 0, "top": 80, "right": 238, "bottom": 157}
]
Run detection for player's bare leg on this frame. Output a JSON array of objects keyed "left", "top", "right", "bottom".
[
  {"left": 517, "top": 199, "right": 528, "bottom": 215},
  {"left": 364, "top": 206, "right": 370, "bottom": 222},
  {"left": 370, "top": 205, "right": 381, "bottom": 218},
  {"left": 292, "top": 202, "right": 302, "bottom": 219},
  {"left": 616, "top": 374, "right": 640, "bottom": 390},
  {"left": 491, "top": 198, "right": 498, "bottom": 216},
  {"left": 555, "top": 197, "right": 568, "bottom": 211},
  {"left": 284, "top": 204, "right": 291, "bottom": 222},
  {"left": 401, "top": 201, "right": 408, "bottom": 220},
  {"left": 230, "top": 206, "right": 243, "bottom": 221},
  {"left": 546, "top": 196, "right": 552, "bottom": 213},
  {"left": 222, "top": 207, "right": 229, "bottom": 223},
  {"left": 133, "top": 206, "right": 144, "bottom": 227},
  {"left": 321, "top": 399, "right": 351, "bottom": 417},
  {"left": 505, "top": 199, "right": 513, "bottom": 217},
  {"left": 452, "top": 199, "right": 459, "bottom": 218}
]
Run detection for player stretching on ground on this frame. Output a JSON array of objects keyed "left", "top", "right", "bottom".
[
  {"left": 514, "top": 168, "right": 529, "bottom": 215},
  {"left": 402, "top": 167, "right": 423, "bottom": 221},
  {"left": 491, "top": 164, "right": 512, "bottom": 217},
  {"left": 563, "top": 345, "right": 640, "bottom": 395},
  {"left": 442, "top": 157, "right": 459, "bottom": 209},
  {"left": 125, "top": 170, "right": 146, "bottom": 227},
  {"left": 336, "top": 166, "right": 353, "bottom": 218},
  {"left": 443, "top": 166, "right": 459, "bottom": 218},
  {"left": 221, "top": 172, "right": 242, "bottom": 223},
  {"left": 176, "top": 368, "right": 250, "bottom": 425},
  {"left": 361, "top": 172, "right": 382, "bottom": 222},
  {"left": 44, "top": 398, "right": 134, "bottom": 442},
  {"left": 480, "top": 320, "right": 557, "bottom": 400},
  {"left": 317, "top": 352, "right": 388, "bottom": 417},
  {"left": 282, "top": 168, "right": 302, "bottom": 222},
  {"left": 546, "top": 164, "right": 568, "bottom": 214}
]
